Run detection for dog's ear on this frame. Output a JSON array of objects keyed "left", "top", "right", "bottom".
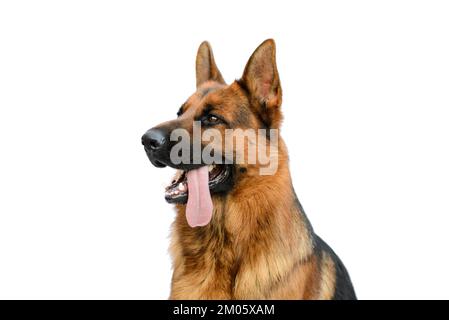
[
  {"left": 240, "top": 39, "right": 282, "bottom": 128},
  {"left": 196, "top": 41, "right": 225, "bottom": 88}
]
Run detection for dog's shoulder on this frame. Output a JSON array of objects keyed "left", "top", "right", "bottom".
[{"left": 313, "top": 235, "right": 357, "bottom": 300}]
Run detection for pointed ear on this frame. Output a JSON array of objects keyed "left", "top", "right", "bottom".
[
  {"left": 240, "top": 39, "right": 282, "bottom": 127},
  {"left": 195, "top": 41, "right": 225, "bottom": 88}
]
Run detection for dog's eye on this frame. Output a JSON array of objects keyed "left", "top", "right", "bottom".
[
  {"left": 207, "top": 115, "right": 219, "bottom": 123},
  {"left": 203, "top": 114, "right": 222, "bottom": 125}
]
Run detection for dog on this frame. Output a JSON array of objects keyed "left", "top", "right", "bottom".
[{"left": 142, "top": 39, "right": 356, "bottom": 300}]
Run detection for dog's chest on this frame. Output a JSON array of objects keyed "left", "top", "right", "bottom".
[{"left": 170, "top": 227, "right": 282, "bottom": 299}]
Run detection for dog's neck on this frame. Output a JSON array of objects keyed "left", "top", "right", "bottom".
[
  {"left": 172, "top": 152, "right": 315, "bottom": 261},
  {"left": 169, "top": 157, "right": 316, "bottom": 299},
  {"left": 224, "top": 159, "right": 314, "bottom": 254}
]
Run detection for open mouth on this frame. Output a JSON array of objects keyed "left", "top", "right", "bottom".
[{"left": 165, "top": 164, "right": 232, "bottom": 204}]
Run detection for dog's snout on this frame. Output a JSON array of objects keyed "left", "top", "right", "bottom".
[
  {"left": 142, "top": 128, "right": 167, "bottom": 151},
  {"left": 142, "top": 127, "right": 171, "bottom": 168}
]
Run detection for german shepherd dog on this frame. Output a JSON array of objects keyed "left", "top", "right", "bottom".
[{"left": 142, "top": 39, "right": 356, "bottom": 300}]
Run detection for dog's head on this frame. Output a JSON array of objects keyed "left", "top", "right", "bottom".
[{"left": 142, "top": 39, "right": 284, "bottom": 227}]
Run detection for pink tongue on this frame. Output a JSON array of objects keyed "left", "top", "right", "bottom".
[{"left": 186, "top": 166, "right": 213, "bottom": 227}]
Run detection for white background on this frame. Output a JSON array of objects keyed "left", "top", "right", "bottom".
[{"left": 0, "top": 1, "right": 448, "bottom": 300}]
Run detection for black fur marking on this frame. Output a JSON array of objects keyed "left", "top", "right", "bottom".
[
  {"left": 195, "top": 104, "right": 229, "bottom": 127},
  {"left": 314, "top": 236, "right": 357, "bottom": 300},
  {"left": 202, "top": 104, "right": 214, "bottom": 116},
  {"left": 177, "top": 103, "right": 186, "bottom": 117},
  {"left": 291, "top": 187, "right": 356, "bottom": 300}
]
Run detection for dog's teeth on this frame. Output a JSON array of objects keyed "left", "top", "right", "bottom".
[{"left": 178, "top": 183, "right": 186, "bottom": 191}]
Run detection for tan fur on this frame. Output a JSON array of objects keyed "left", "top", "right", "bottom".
[
  {"left": 169, "top": 145, "right": 335, "bottom": 299},
  {"left": 317, "top": 252, "right": 337, "bottom": 300},
  {"left": 165, "top": 40, "right": 343, "bottom": 300}
]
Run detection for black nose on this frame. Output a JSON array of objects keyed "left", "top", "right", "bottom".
[{"left": 141, "top": 128, "right": 167, "bottom": 150}]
